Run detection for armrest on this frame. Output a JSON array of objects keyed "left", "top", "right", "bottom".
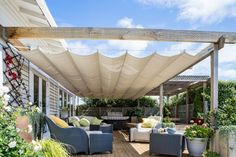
[{"left": 136, "top": 123, "right": 142, "bottom": 128}]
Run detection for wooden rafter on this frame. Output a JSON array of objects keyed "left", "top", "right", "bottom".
[{"left": 1, "top": 26, "right": 236, "bottom": 44}]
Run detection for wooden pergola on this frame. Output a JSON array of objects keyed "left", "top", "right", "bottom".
[
  {"left": 1, "top": 26, "right": 236, "bottom": 117},
  {"left": 1, "top": 26, "right": 236, "bottom": 150}
]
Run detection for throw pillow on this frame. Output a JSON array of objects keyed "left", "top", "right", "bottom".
[
  {"left": 90, "top": 117, "right": 103, "bottom": 125},
  {"left": 69, "top": 117, "right": 80, "bottom": 127},
  {"left": 79, "top": 118, "right": 90, "bottom": 127},
  {"left": 50, "top": 115, "right": 69, "bottom": 128},
  {"left": 141, "top": 118, "right": 158, "bottom": 128}
]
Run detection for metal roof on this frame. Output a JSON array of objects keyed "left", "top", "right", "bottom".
[{"left": 147, "top": 75, "right": 210, "bottom": 96}]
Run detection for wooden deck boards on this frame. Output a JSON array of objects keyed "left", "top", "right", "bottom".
[{"left": 73, "top": 131, "right": 189, "bottom": 157}]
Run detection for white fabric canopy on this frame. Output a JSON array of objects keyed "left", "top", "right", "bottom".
[{"left": 19, "top": 46, "right": 212, "bottom": 99}]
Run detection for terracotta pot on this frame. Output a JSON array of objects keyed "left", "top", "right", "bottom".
[{"left": 16, "top": 116, "right": 32, "bottom": 142}]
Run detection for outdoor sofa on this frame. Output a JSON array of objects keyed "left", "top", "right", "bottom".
[
  {"left": 69, "top": 116, "right": 113, "bottom": 133},
  {"left": 45, "top": 116, "right": 113, "bottom": 155}
]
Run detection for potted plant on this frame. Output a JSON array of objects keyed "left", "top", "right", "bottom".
[
  {"left": 60, "top": 106, "right": 69, "bottom": 119},
  {"left": 126, "top": 108, "right": 144, "bottom": 122},
  {"left": 184, "top": 124, "right": 214, "bottom": 157},
  {"left": 162, "top": 117, "right": 175, "bottom": 128}
]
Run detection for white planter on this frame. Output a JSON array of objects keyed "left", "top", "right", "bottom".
[
  {"left": 60, "top": 111, "right": 69, "bottom": 119},
  {"left": 186, "top": 138, "right": 208, "bottom": 157}
]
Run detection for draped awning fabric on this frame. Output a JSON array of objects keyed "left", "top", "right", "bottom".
[{"left": 19, "top": 47, "right": 211, "bottom": 99}]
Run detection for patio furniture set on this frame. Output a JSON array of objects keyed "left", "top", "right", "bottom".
[
  {"left": 45, "top": 116, "right": 113, "bottom": 155},
  {"left": 46, "top": 114, "right": 186, "bottom": 157},
  {"left": 129, "top": 115, "right": 186, "bottom": 157}
]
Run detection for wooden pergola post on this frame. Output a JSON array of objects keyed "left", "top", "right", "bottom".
[
  {"left": 211, "top": 44, "right": 219, "bottom": 111},
  {"left": 159, "top": 84, "right": 164, "bottom": 118},
  {"left": 175, "top": 94, "right": 179, "bottom": 118},
  {"left": 211, "top": 44, "right": 219, "bottom": 151},
  {"left": 203, "top": 82, "right": 208, "bottom": 114},
  {"left": 186, "top": 89, "right": 189, "bottom": 124}
]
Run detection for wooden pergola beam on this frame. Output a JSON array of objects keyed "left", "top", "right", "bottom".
[{"left": 1, "top": 26, "right": 236, "bottom": 44}]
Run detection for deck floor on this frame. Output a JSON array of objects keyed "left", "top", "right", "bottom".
[{"left": 73, "top": 131, "right": 189, "bottom": 157}]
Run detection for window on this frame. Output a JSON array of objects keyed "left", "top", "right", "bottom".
[
  {"left": 59, "top": 89, "right": 63, "bottom": 109},
  {"left": 42, "top": 79, "right": 46, "bottom": 114},
  {"left": 33, "top": 75, "right": 39, "bottom": 106},
  {"left": 64, "top": 92, "right": 67, "bottom": 108}
]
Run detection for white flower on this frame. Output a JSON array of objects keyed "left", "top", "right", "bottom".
[
  {"left": 28, "top": 125, "right": 32, "bottom": 133},
  {"left": 18, "top": 149, "right": 24, "bottom": 154},
  {"left": 2, "top": 86, "right": 9, "bottom": 93},
  {"left": 0, "top": 89, "right": 3, "bottom": 96},
  {"left": 4, "top": 94, "right": 10, "bottom": 101},
  {"left": 4, "top": 106, "right": 12, "bottom": 112},
  {"left": 36, "top": 107, "right": 41, "bottom": 113},
  {"left": 31, "top": 140, "right": 36, "bottom": 145},
  {"left": 8, "top": 141, "right": 16, "bottom": 148},
  {"left": 16, "top": 128, "right": 21, "bottom": 133},
  {"left": 28, "top": 102, "right": 33, "bottom": 105},
  {"left": 33, "top": 144, "right": 42, "bottom": 152}
]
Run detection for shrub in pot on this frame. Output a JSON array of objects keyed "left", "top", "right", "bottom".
[
  {"left": 184, "top": 124, "right": 214, "bottom": 157},
  {"left": 60, "top": 106, "right": 69, "bottom": 119},
  {"left": 162, "top": 117, "right": 175, "bottom": 128}
]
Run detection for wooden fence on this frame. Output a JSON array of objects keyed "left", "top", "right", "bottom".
[{"left": 170, "top": 104, "right": 194, "bottom": 123}]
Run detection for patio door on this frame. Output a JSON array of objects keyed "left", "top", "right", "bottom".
[{"left": 33, "top": 74, "right": 48, "bottom": 115}]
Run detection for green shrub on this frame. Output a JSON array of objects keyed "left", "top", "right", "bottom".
[
  {"left": 219, "top": 125, "right": 236, "bottom": 137},
  {"left": 203, "top": 151, "right": 220, "bottom": 157},
  {"left": 81, "top": 97, "right": 156, "bottom": 107},
  {"left": 193, "top": 91, "right": 203, "bottom": 118},
  {"left": 215, "top": 97, "right": 236, "bottom": 127}
]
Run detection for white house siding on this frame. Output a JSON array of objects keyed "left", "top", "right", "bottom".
[
  {"left": 49, "top": 81, "right": 59, "bottom": 116},
  {"left": 19, "top": 63, "right": 30, "bottom": 105}
]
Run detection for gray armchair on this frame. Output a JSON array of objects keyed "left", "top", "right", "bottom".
[
  {"left": 45, "top": 116, "right": 89, "bottom": 155},
  {"left": 150, "top": 133, "right": 185, "bottom": 157}
]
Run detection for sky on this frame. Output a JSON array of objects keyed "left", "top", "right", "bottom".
[{"left": 45, "top": 0, "right": 236, "bottom": 80}]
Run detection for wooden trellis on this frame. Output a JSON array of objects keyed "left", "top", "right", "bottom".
[{"left": 2, "top": 43, "right": 30, "bottom": 106}]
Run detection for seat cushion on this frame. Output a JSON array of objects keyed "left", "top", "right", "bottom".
[{"left": 50, "top": 115, "right": 69, "bottom": 128}]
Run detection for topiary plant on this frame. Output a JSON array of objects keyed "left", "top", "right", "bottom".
[{"left": 193, "top": 91, "right": 203, "bottom": 118}]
